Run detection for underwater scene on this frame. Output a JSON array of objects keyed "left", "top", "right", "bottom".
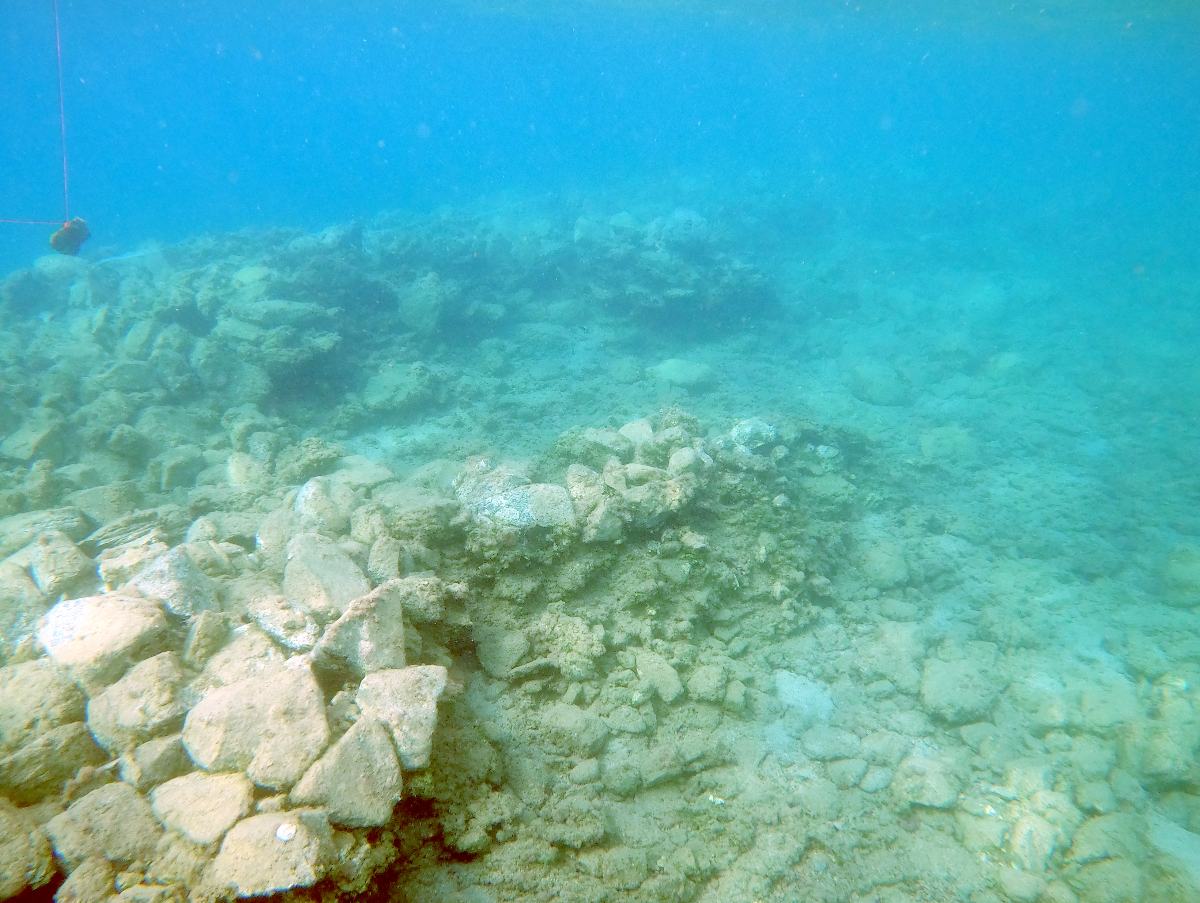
[{"left": 1, "top": 1, "right": 1199, "bottom": 901}]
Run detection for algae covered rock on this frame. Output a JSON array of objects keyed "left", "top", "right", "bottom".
[{"left": 455, "top": 458, "right": 576, "bottom": 533}]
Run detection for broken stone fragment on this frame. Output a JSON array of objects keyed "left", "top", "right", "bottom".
[
  {"left": 118, "top": 734, "right": 189, "bottom": 791},
  {"left": 312, "top": 579, "right": 407, "bottom": 676},
  {"left": 181, "top": 661, "right": 329, "bottom": 790},
  {"left": 0, "top": 507, "right": 92, "bottom": 560},
  {"left": 634, "top": 650, "right": 683, "bottom": 704},
  {"left": 289, "top": 716, "right": 402, "bottom": 827},
  {"left": 356, "top": 665, "right": 447, "bottom": 769},
  {"left": 208, "top": 810, "right": 335, "bottom": 898},
  {"left": 37, "top": 593, "right": 169, "bottom": 689},
  {"left": 86, "top": 652, "right": 187, "bottom": 753},
  {"left": 150, "top": 771, "right": 254, "bottom": 845},
  {"left": 282, "top": 532, "right": 369, "bottom": 623},
  {"left": 44, "top": 781, "right": 161, "bottom": 871},
  {"left": 10, "top": 530, "right": 95, "bottom": 597}
]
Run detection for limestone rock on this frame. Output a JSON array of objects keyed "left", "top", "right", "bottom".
[
  {"left": 542, "top": 703, "right": 610, "bottom": 757},
  {"left": 635, "top": 650, "right": 683, "bottom": 704},
  {"left": 150, "top": 771, "right": 254, "bottom": 845},
  {"left": 208, "top": 810, "right": 335, "bottom": 898},
  {"left": 192, "top": 624, "right": 283, "bottom": 691},
  {"left": 455, "top": 460, "right": 576, "bottom": 531},
  {"left": 0, "top": 721, "right": 105, "bottom": 803},
  {"left": 893, "top": 752, "right": 962, "bottom": 809},
  {"left": 312, "top": 579, "right": 407, "bottom": 676},
  {"left": 182, "top": 661, "right": 330, "bottom": 790},
  {"left": 14, "top": 530, "right": 95, "bottom": 597},
  {"left": 37, "top": 593, "right": 168, "bottom": 689},
  {"left": 920, "top": 644, "right": 1001, "bottom": 725},
  {"left": 293, "top": 476, "right": 355, "bottom": 536},
  {"left": 247, "top": 593, "right": 320, "bottom": 652},
  {"left": 118, "top": 734, "right": 189, "bottom": 791},
  {"left": 356, "top": 665, "right": 447, "bottom": 769},
  {"left": 86, "top": 652, "right": 186, "bottom": 753},
  {"left": 282, "top": 533, "right": 369, "bottom": 623},
  {"left": 125, "top": 547, "right": 217, "bottom": 619},
  {"left": 0, "top": 507, "right": 92, "bottom": 560},
  {"left": 289, "top": 717, "right": 402, "bottom": 827},
  {"left": 0, "top": 561, "right": 48, "bottom": 659},
  {"left": 473, "top": 624, "right": 529, "bottom": 678},
  {"left": 0, "top": 658, "right": 85, "bottom": 753},
  {"left": 45, "top": 781, "right": 161, "bottom": 870},
  {"left": 0, "top": 797, "right": 54, "bottom": 899}
]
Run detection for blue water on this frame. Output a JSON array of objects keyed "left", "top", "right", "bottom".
[{"left": 3, "top": 2, "right": 1200, "bottom": 900}]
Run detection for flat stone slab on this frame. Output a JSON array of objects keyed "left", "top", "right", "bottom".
[
  {"left": 37, "top": 594, "right": 168, "bottom": 689},
  {"left": 150, "top": 771, "right": 254, "bottom": 845},
  {"left": 208, "top": 810, "right": 334, "bottom": 898},
  {"left": 182, "top": 661, "right": 329, "bottom": 790},
  {"left": 356, "top": 665, "right": 447, "bottom": 769}
]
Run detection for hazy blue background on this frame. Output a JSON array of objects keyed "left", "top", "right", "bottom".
[{"left": 1, "top": 1, "right": 1198, "bottom": 271}]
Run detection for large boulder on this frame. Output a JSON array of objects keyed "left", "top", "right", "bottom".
[
  {"left": 181, "top": 661, "right": 329, "bottom": 790},
  {"left": 44, "top": 781, "right": 161, "bottom": 871},
  {"left": 282, "top": 533, "right": 369, "bottom": 623},
  {"left": 37, "top": 593, "right": 168, "bottom": 689},
  {"left": 207, "top": 810, "right": 335, "bottom": 898},
  {"left": 356, "top": 665, "right": 447, "bottom": 769},
  {"left": 86, "top": 652, "right": 186, "bottom": 753},
  {"left": 150, "top": 771, "right": 254, "bottom": 845},
  {"left": 0, "top": 797, "right": 54, "bottom": 898},
  {"left": 289, "top": 716, "right": 402, "bottom": 827}
]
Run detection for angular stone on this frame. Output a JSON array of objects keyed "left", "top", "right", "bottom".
[
  {"left": 0, "top": 721, "right": 105, "bottom": 803},
  {"left": 473, "top": 624, "right": 529, "bottom": 679},
  {"left": 86, "top": 652, "right": 186, "bottom": 753},
  {"left": 125, "top": 546, "right": 217, "bottom": 619},
  {"left": 635, "top": 650, "right": 683, "bottom": 704},
  {"left": 356, "top": 665, "right": 447, "bottom": 769},
  {"left": 37, "top": 593, "right": 168, "bottom": 689},
  {"left": 247, "top": 593, "right": 319, "bottom": 652},
  {"left": 0, "top": 507, "right": 92, "bottom": 559},
  {"left": 14, "top": 530, "right": 95, "bottom": 597},
  {"left": 45, "top": 781, "right": 161, "bottom": 871},
  {"left": 192, "top": 625, "right": 283, "bottom": 692},
  {"left": 0, "top": 561, "right": 48, "bottom": 659},
  {"left": 118, "top": 734, "right": 189, "bottom": 791},
  {"left": 0, "top": 797, "right": 54, "bottom": 899},
  {"left": 282, "top": 533, "right": 369, "bottom": 623},
  {"left": 921, "top": 650, "right": 1001, "bottom": 725},
  {"left": 290, "top": 717, "right": 402, "bottom": 827},
  {"left": 312, "top": 580, "right": 406, "bottom": 676},
  {"left": 182, "top": 661, "right": 329, "bottom": 790},
  {"left": 208, "top": 810, "right": 334, "bottom": 898},
  {"left": 0, "top": 658, "right": 85, "bottom": 754},
  {"left": 151, "top": 771, "right": 254, "bottom": 845}
]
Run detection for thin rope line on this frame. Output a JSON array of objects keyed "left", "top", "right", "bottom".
[
  {"left": 52, "top": 0, "right": 70, "bottom": 222},
  {"left": 0, "top": 218, "right": 63, "bottom": 224}
]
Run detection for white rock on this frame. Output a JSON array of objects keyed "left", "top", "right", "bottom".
[
  {"left": 125, "top": 546, "right": 218, "bottom": 618},
  {"left": 293, "top": 476, "right": 355, "bottom": 536},
  {"left": 289, "top": 717, "right": 402, "bottom": 827},
  {"left": 247, "top": 593, "right": 320, "bottom": 652},
  {"left": 151, "top": 771, "right": 254, "bottom": 845},
  {"left": 282, "top": 532, "right": 369, "bottom": 623},
  {"left": 182, "top": 661, "right": 330, "bottom": 790},
  {"left": 208, "top": 810, "right": 334, "bottom": 897},
  {"left": 356, "top": 665, "right": 447, "bottom": 769},
  {"left": 37, "top": 593, "right": 168, "bottom": 688},
  {"left": 86, "top": 652, "right": 186, "bottom": 753}
]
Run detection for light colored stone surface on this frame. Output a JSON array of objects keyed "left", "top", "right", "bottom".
[
  {"left": 635, "top": 650, "right": 683, "bottom": 703},
  {"left": 0, "top": 721, "right": 105, "bottom": 804},
  {"left": 151, "top": 771, "right": 254, "bottom": 845},
  {"left": 289, "top": 717, "right": 402, "bottom": 827},
  {"left": 44, "top": 781, "right": 161, "bottom": 871},
  {"left": 14, "top": 530, "right": 95, "bottom": 597},
  {"left": 356, "top": 665, "right": 447, "bottom": 769},
  {"left": 247, "top": 593, "right": 320, "bottom": 652},
  {"left": 920, "top": 646, "right": 1001, "bottom": 725},
  {"left": 282, "top": 532, "right": 369, "bottom": 622},
  {"left": 208, "top": 810, "right": 335, "bottom": 898},
  {"left": 37, "top": 593, "right": 168, "bottom": 688},
  {"left": 86, "top": 652, "right": 186, "bottom": 753},
  {"left": 125, "top": 546, "right": 218, "bottom": 619},
  {"left": 312, "top": 579, "right": 407, "bottom": 676},
  {"left": 182, "top": 661, "right": 329, "bottom": 790}
]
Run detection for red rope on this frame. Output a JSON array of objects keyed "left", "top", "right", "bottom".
[{"left": 2, "top": 0, "right": 72, "bottom": 227}]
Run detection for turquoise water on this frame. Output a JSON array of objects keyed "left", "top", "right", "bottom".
[{"left": 1, "top": 3, "right": 1199, "bottom": 901}]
